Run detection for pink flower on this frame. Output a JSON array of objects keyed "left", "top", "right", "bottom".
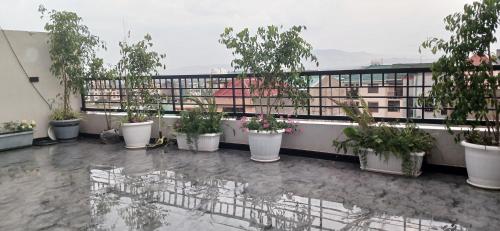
[
  {"left": 263, "top": 123, "right": 270, "bottom": 129},
  {"left": 285, "top": 128, "right": 293, "bottom": 133},
  {"left": 240, "top": 116, "right": 247, "bottom": 122}
]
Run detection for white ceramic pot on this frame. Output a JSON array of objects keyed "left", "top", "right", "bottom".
[
  {"left": 461, "top": 141, "right": 500, "bottom": 189},
  {"left": 359, "top": 148, "right": 425, "bottom": 177},
  {"left": 176, "top": 133, "right": 221, "bottom": 152},
  {"left": 248, "top": 129, "right": 284, "bottom": 162},
  {"left": 121, "top": 121, "right": 153, "bottom": 149},
  {"left": 0, "top": 131, "right": 33, "bottom": 151}
]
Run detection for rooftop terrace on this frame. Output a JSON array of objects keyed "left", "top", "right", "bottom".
[{"left": 1, "top": 139, "right": 499, "bottom": 231}]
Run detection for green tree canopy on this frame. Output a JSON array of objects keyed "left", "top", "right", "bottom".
[
  {"left": 421, "top": 0, "right": 500, "bottom": 145},
  {"left": 220, "top": 25, "right": 318, "bottom": 117}
]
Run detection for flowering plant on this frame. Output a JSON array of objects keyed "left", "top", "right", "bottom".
[
  {"left": 4, "top": 120, "right": 37, "bottom": 132},
  {"left": 239, "top": 114, "right": 299, "bottom": 134}
]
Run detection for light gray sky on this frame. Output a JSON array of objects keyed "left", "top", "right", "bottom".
[{"left": 0, "top": 0, "right": 482, "bottom": 73}]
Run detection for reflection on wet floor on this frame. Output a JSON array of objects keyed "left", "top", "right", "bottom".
[{"left": 90, "top": 166, "right": 466, "bottom": 231}]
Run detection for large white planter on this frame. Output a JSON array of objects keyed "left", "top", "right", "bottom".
[
  {"left": 461, "top": 141, "right": 500, "bottom": 189},
  {"left": 359, "top": 149, "right": 425, "bottom": 177},
  {"left": 121, "top": 121, "right": 153, "bottom": 149},
  {"left": 0, "top": 131, "right": 33, "bottom": 151},
  {"left": 248, "top": 129, "right": 284, "bottom": 162},
  {"left": 176, "top": 133, "right": 221, "bottom": 152}
]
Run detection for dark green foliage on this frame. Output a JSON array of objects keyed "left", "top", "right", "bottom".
[
  {"left": 333, "top": 100, "right": 435, "bottom": 176},
  {"left": 421, "top": 0, "right": 500, "bottom": 146},
  {"left": 174, "top": 97, "right": 224, "bottom": 149}
]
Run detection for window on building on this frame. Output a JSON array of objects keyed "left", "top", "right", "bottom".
[
  {"left": 347, "top": 87, "right": 359, "bottom": 97},
  {"left": 388, "top": 100, "right": 400, "bottom": 112},
  {"left": 368, "top": 84, "right": 379, "bottom": 93},
  {"left": 368, "top": 102, "right": 379, "bottom": 113},
  {"left": 222, "top": 107, "right": 244, "bottom": 113}
]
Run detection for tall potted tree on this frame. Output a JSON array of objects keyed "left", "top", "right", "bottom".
[
  {"left": 421, "top": 0, "right": 500, "bottom": 189},
  {"left": 117, "top": 34, "right": 166, "bottom": 149},
  {"left": 220, "top": 25, "right": 318, "bottom": 162},
  {"left": 39, "top": 6, "right": 104, "bottom": 141}
]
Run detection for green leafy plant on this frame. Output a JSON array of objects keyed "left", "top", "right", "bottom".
[
  {"left": 3, "top": 120, "right": 37, "bottom": 133},
  {"left": 116, "top": 34, "right": 166, "bottom": 123},
  {"left": 332, "top": 99, "right": 435, "bottom": 176},
  {"left": 174, "top": 97, "right": 224, "bottom": 150},
  {"left": 39, "top": 5, "right": 105, "bottom": 120},
  {"left": 420, "top": 0, "right": 500, "bottom": 146},
  {"left": 220, "top": 25, "right": 318, "bottom": 131}
]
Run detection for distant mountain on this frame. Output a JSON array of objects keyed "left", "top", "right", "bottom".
[
  {"left": 308, "top": 49, "right": 435, "bottom": 71},
  {"left": 165, "top": 64, "right": 234, "bottom": 75},
  {"left": 164, "top": 49, "right": 435, "bottom": 74}
]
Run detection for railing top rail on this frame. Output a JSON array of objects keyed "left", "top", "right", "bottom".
[{"left": 84, "top": 65, "right": 500, "bottom": 80}]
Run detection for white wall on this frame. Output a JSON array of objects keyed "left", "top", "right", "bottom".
[
  {"left": 0, "top": 30, "right": 80, "bottom": 138},
  {"left": 80, "top": 112, "right": 466, "bottom": 167}
]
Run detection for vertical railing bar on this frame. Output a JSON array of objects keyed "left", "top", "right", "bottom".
[
  {"left": 421, "top": 72, "right": 426, "bottom": 120},
  {"left": 170, "top": 79, "right": 176, "bottom": 112},
  {"left": 394, "top": 72, "right": 398, "bottom": 98},
  {"left": 118, "top": 78, "right": 124, "bottom": 111},
  {"left": 241, "top": 76, "right": 246, "bottom": 114},
  {"left": 318, "top": 75, "right": 322, "bottom": 117},
  {"left": 406, "top": 72, "right": 410, "bottom": 120},
  {"left": 307, "top": 75, "right": 311, "bottom": 116},
  {"left": 81, "top": 80, "right": 87, "bottom": 111},
  {"left": 231, "top": 76, "right": 237, "bottom": 115}
]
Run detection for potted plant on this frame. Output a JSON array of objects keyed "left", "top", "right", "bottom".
[
  {"left": 333, "top": 100, "right": 435, "bottom": 176},
  {"left": 421, "top": 0, "right": 500, "bottom": 188},
  {"left": 39, "top": 6, "right": 104, "bottom": 141},
  {"left": 220, "top": 25, "right": 318, "bottom": 162},
  {"left": 0, "top": 120, "right": 36, "bottom": 151},
  {"left": 117, "top": 34, "right": 166, "bottom": 149},
  {"left": 174, "top": 97, "right": 224, "bottom": 152}
]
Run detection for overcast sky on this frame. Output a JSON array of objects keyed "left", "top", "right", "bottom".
[{"left": 0, "top": 0, "right": 484, "bottom": 73}]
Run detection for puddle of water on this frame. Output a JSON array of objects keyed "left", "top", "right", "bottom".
[{"left": 89, "top": 166, "right": 467, "bottom": 231}]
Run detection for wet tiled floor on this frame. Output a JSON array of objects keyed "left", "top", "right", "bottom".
[{"left": 0, "top": 139, "right": 499, "bottom": 230}]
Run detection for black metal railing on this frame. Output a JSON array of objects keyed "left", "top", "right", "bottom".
[{"left": 81, "top": 65, "right": 500, "bottom": 124}]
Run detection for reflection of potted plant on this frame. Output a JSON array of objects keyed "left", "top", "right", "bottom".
[
  {"left": 39, "top": 6, "right": 104, "bottom": 141},
  {"left": 174, "top": 97, "right": 224, "bottom": 152},
  {"left": 421, "top": 0, "right": 500, "bottom": 188},
  {"left": 333, "top": 100, "right": 434, "bottom": 176},
  {"left": 117, "top": 34, "right": 166, "bottom": 149},
  {"left": 220, "top": 25, "right": 318, "bottom": 162},
  {"left": 0, "top": 120, "right": 36, "bottom": 151}
]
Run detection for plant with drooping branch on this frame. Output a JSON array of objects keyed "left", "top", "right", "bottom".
[
  {"left": 219, "top": 25, "right": 318, "bottom": 131},
  {"left": 420, "top": 0, "right": 500, "bottom": 146},
  {"left": 39, "top": 5, "right": 105, "bottom": 120},
  {"left": 117, "top": 34, "right": 166, "bottom": 123}
]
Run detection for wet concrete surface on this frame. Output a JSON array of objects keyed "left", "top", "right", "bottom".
[{"left": 0, "top": 138, "right": 499, "bottom": 230}]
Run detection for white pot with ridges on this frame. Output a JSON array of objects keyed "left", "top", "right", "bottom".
[
  {"left": 121, "top": 121, "right": 153, "bottom": 149},
  {"left": 248, "top": 129, "right": 284, "bottom": 162},
  {"left": 359, "top": 148, "right": 425, "bottom": 177},
  {"left": 177, "top": 133, "right": 221, "bottom": 152},
  {"left": 461, "top": 141, "right": 500, "bottom": 189}
]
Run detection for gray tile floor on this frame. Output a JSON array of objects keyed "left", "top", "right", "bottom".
[{"left": 0, "top": 139, "right": 499, "bottom": 231}]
